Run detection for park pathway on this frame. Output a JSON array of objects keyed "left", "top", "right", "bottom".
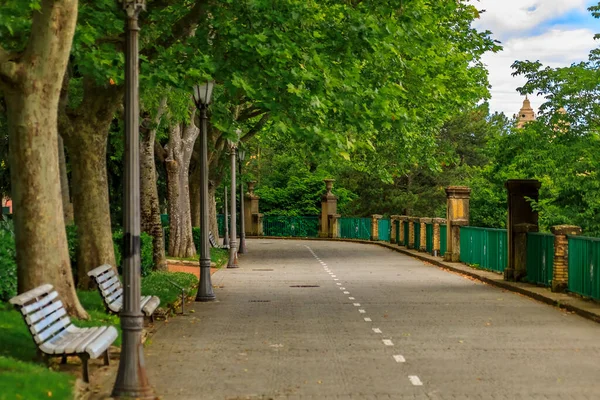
[{"left": 145, "top": 239, "right": 600, "bottom": 399}]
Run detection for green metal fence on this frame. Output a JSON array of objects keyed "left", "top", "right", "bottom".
[
  {"left": 217, "top": 214, "right": 225, "bottom": 237},
  {"left": 425, "top": 223, "right": 433, "bottom": 253},
  {"left": 378, "top": 219, "right": 391, "bottom": 242},
  {"left": 459, "top": 226, "right": 507, "bottom": 273},
  {"left": 395, "top": 220, "right": 400, "bottom": 244},
  {"left": 414, "top": 221, "right": 421, "bottom": 250},
  {"left": 526, "top": 232, "right": 554, "bottom": 286},
  {"left": 440, "top": 225, "right": 447, "bottom": 256},
  {"left": 403, "top": 222, "right": 409, "bottom": 246},
  {"left": 339, "top": 217, "right": 371, "bottom": 240},
  {"left": 568, "top": 236, "right": 600, "bottom": 301},
  {"left": 263, "top": 215, "right": 319, "bottom": 237}
]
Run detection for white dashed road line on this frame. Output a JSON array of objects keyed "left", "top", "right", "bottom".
[
  {"left": 393, "top": 355, "right": 406, "bottom": 363},
  {"left": 364, "top": 317, "right": 372, "bottom": 322},
  {"left": 409, "top": 376, "right": 423, "bottom": 386},
  {"left": 359, "top": 309, "right": 366, "bottom": 313},
  {"left": 372, "top": 328, "right": 382, "bottom": 333},
  {"left": 382, "top": 339, "right": 394, "bottom": 346}
]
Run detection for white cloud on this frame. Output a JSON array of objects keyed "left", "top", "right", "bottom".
[
  {"left": 470, "top": 0, "right": 589, "bottom": 37},
  {"left": 469, "top": 0, "right": 598, "bottom": 116},
  {"left": 483, "top": 28, "right": 597, "bottom": 116}
]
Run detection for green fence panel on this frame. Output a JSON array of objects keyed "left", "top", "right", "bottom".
[
  {"left": 414, "top": 222, "right": 421, "bottom": 250},
  {"left": 568, "top": 236, "right": 600, "bottom": 301},
  {"left": 263, "top": 216, "right": 319, "bottom": 237},
  {"left": 378, "top": 219, "right": 391, "bottom": 242},
  {"left": 425, "top": 223, "right": 433, "bottom": 253},
  {"left": 403, "top": 222, "right": 409, "bottom": 246},
  {"left": 526, "top": 232, "right": 554, "bottom": 286},
  {"left": 395, "top": 221, "right": 400, "bottom": 244},
  {"left": 460, "top": 226, "right": 507, "bottom": 273},
  {"left": 440, "top": 225, "right": 447, "bottom": 256},
  {"left": 339, "top": 218, "right": 371, "bottom": 240},
  {"left": 160, "top": 214, "right": 169, "bottom": 227}
]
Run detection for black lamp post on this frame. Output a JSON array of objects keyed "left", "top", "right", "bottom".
[
  {"left": 226, "top": 131, "right": 240, "bottom": 268},
  {"left": 238, "top": 146, "right": 247, "bottom": 254},
  {"left": 193, "top": 80, "right": 216, "bottom": 302},
  {"left": 112, "top": 1, "right": 153, "bottom": 398},
  {"left": 223, "top": 186, "right": 229, "bottom": 247}
]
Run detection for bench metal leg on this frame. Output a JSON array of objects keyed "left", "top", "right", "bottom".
[
  {"left": 103, "top": 349, "right": 110, "bottom": 366},
  {"left": 80, "top": 354, "right": 90, "bottom": 383}
]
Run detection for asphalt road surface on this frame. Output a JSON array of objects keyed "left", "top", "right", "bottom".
[{"left": 145, "top": 239, "right": 600, "bottom": 400}]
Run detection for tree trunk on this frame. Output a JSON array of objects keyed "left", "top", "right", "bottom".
[
  {"left": 61, "top": 86, "right": 120, "bottom": 289},
  {"left": 58, "top": 135, "right": 74, "bottom": 225},
  {"left": 190, "top": 162, "right": 201, "bottom": 228},
  {"left": 140, "top": 99, "right": 167, "bottom": 271},
  {"left": 165, "top": 121, "right": 199, "bottom": 258},
  {"left": 0, "top": 0, "right": 88, "bottom": 318},
  {"left": 208, "top": 182, "right": 219, "bottom": 240}
]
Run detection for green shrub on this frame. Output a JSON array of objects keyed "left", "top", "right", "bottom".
[
  {"left": 192, "top": 227, "right": 200, "bottom": 250},
  {"left": 112, "top": 230, "right": 154, "bottom": 277},
  {"left": 142, "top": 271, "right": 197, "bottom": 306},
  {"left": 0, "top": 220, "right": 16, "bottom": 302}
]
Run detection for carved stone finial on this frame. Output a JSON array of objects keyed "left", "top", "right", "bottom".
[
  {"left": 122, "top": 0, "right": 146, "bottom": 18},
  {"left": 323, "top": 179, "right": 335, "bottom": 195},
  {"left": 247, "top": 181, "right": 256, "bottom": 195}
]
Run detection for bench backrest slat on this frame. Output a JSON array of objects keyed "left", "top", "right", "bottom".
[
  {"left": 100, "top": 275, "right": 120, "bottom": 292},
  {"left": 35, "top": 316, "right": 71, "bottom": 344},
  {"left": 21, "top": 290, "right": 59, "bottom": 315},
  {"left": 30, "top": 307, "right": 67, "bottom": 335},
  {"left": 106, "top": 287, "right": 123, "bottom": 304},
  {"left": 96, "top": 268, "right": 116, "bottom": 285},
  {"left": 25, "top": 300, "right": 63, "bottom": 325}
]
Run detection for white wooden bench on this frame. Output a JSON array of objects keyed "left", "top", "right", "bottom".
[
  {"left": 87, "top": 264, "right": 160, "bottom": 321},
  {"left": 209, "top": 231, "right": 228, "bottom": 249},
  {"left": 10, "top": 284, "right": 117, "bottom": 383}
]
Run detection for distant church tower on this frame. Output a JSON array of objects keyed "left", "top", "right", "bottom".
[{"left": 516, "top": 96, "right": 535, "bottom": 128}]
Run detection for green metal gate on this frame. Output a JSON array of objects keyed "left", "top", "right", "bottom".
[
  {"left": 425, "top": 223, "right": 433, "bottom": 253},
  {"left": 378, "top": 219, "right": 391, "bottom": 242},
  {"left": 339, "top": 218, "right": 371, "bottom": 240},
  {"left": 403, "top": 222, "right": 409, "bottom": 246},
  {"left": 440, "top": 224, "right": 447, "bottom": 256},
  {"left": 568, "top": 236, "right": 600, "bottom": 301},
  {"left": 413, "top": 221, "right": 421, "bottom": 250},
  {"left": 460, "top": 226, "right": 507, "bottom": 273},
  {"left": 526, "top": 232, "right": 554, "bottom": 286},
  {"left": 263, "top": 216, "right": 319, "bottom": 237}
]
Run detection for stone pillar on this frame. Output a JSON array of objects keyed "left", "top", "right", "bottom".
[
  {"left": 328, "top": 214, "right": 341, "bottom": 238},
  {"left": 504, "top": 180, "right": 541, "bottom": 281},
  {"left": 370, "top": 214, "right": 383, "bottom": 241},
  {"left": 390, "top": 215, "right": 400, "bottom": 244},
  {"left": 408, "top": 217, "right": 418, "bottom": 249},
  {"left": 444, "top": 186, "right": 471, "bottom": 262},
  {"left": 432, "top": 218, "right": 446, "bottom": 257},
  {"left": 398, "top": 216, "right": 408, "bottom": 246},
  {"left": 419, "top": 218, "right": 431, "bottom": 252},
  {"left": 245, "top": 181, "right": 262, "bottom": 236},
  {"left": 551, "top": 225, "right": 581, "bottom": 293},
  {"left": 320, "top": 179, "right": 338, "bottom": 238}
]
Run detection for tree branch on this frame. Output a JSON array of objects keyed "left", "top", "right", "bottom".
[{"left": 241, "top": 113, "right": 270, "bottom": 143}]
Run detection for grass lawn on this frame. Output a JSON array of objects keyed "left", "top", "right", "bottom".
[
  {"left": 0, "top": 270, "right": 197, "bottom": 399},
  {"left": 168, "top": 247, "right": 229, "bottom": 268}
]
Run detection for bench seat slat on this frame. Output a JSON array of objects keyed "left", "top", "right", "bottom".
[
  {"left": 85, "top": 326, "right": 118, "bottom": 359},
  {"left": 26, "top": 300, "right": 63, "bottom": 325},
  {"left": 73, "top": 327, "right": 108, "bottom": 354},
  {"left": 65, "top": 326, "right": 106, "bottom": 354},
  {"left": 9, "top": 284, "right": 53, "bottom": 306},
  {"left": 30, "top": 307, "right": 67, "bottom": 334},
  {"left": 20, "top": 291, "right": 59, "bottom": 315},
  {"left": 42, "top": 325, "right": 91, "bottom": 354},
  {"left": 142, "top": 296, "right": 160, "bottom": 317},
  {"left": 35, "top": 316, "right": 71, "bottom": 344}
]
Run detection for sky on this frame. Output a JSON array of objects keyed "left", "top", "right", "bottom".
[{"left": 469, "top": 0, "right": 598, "bottom": 116}]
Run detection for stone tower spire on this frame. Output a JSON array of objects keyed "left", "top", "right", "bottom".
[{"left": 517, "top": 96, "right": 536, "bottom": 128}]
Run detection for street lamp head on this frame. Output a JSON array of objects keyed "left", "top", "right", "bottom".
[
  {"left": 238, "top": 146, "right": 246, "bottom": 162},
  {"left": 193, "top": 80, "right": 215, "bottom": 107}
]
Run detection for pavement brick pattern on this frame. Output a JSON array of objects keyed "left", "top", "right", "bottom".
[{"left": 145, "top": 239, "right": 600, "bottom": 400}]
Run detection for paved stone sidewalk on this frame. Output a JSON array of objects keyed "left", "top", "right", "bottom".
[{"left": 145, "top": 239, "right": 600, "bottom": 400}]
